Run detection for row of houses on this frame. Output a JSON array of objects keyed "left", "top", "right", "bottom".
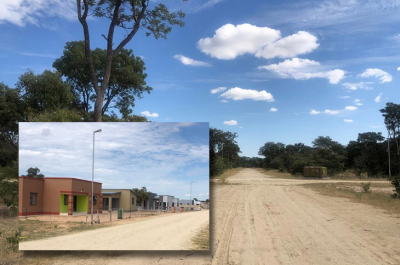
[{"left": 19, "top": 176, "right": 209, "bottom": 216}]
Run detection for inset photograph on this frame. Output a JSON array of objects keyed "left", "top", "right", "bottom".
[{"left": 18, "top": 122, "right": 209, "bottom": 251}]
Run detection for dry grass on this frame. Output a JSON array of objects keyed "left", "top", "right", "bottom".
[
  {"left": 256, "top": 168, "right": 297, "bottom": 179},
  {"left": 190, "top": 224, "right": 209, "bottom": 250},
  {"left": 19, "top": 219, "right": 112, "bottom": 242},
  {"left": 304, "top": 182, "right": 400, "bottom": 215},
  {"left": 212, "top": 168, "right": 243, "bottom": 185}
]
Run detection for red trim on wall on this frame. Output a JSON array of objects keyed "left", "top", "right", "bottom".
[
  {"left": 18, "top": 176, "right": 44, "bottom": 181},
  {"left": 19, "top": 211, "right": 60, "bottom": 216},
  {"left": 60, "top": 191, "right": 89, "bottom": 195},
  {"left": 44, "top": 177, "right": 102, "bottom": 184}
]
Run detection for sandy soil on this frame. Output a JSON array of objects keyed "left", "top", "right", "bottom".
[
  {"left": 16, "top": 168, "right": 400, "bottom": 264},
  {"left": 19, "top": 210, "right": 209, "bottom": 251}
]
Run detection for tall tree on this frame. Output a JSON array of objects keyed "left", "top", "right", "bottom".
[
  {"left": 16, "top": 70, "right": 77, "bottom": 114},
  {"left": 132, "top": 186, "right": 151, "bottom": 207},
  {"left": 76, "top": 0, "right": 185, "bottom": 121},
  {"left": 25, "top": 167, "right": 45, "bottom": 179},
  {"left": 53, "top": 41, "right": 152, "bottom": 117}
]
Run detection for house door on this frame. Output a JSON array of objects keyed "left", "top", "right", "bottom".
[
  {"left": 104, "top": 198, "right": 109, "bottom": 211},
  {"left": 73, "top": 196, "right": 77, "bottom": 211}
]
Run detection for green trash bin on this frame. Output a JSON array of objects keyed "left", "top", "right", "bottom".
[{"left": 118, "top": 209, "right": 123, "bottom": 219}]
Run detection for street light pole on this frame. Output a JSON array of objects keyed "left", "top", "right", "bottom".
[
  {"left": 91, "top": 129, "right": 102, "bottom": 225},
  {"left": 190, "top": 181, "right": 194, "bottom": 212}
]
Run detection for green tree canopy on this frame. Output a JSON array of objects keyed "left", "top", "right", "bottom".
[
  {"left": 25, "top": 167, "right": 44, "bottom": 179},
  {"left": 53, "top": 41, "right": 152, "bottom": 118},
  {"left": 77, "top": 0, "right": 186, "bottom": 121},
  {"left": 132, "top": 186, "right": 151, "bottom": 206}
]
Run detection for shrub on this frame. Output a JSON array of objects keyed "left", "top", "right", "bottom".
[{"left": 361, "top": 182, "right": 371, "bottom": 193}]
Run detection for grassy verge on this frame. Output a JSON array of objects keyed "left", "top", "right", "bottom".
[
  {"left": 190, "top": 224, "right": 209, "bottom": 250},
  {"left": 18, "top": 219, "right": 112, "bottom": 242},
  {"left": 212, "top": 167, "right": 243, "bottom": 185},
  {"left": 304, "top": 182, "right": 400, "bottom": 215},
  {"left": 256, "top": 168, "right": 298, "bottom": 179}
]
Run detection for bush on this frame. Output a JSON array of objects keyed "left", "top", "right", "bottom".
[
  {"left": 389, "top": 176, "right": 400, "bottom": 198},
  {"left": 361, "top": 182, "right": 371, "bottom": 193}
]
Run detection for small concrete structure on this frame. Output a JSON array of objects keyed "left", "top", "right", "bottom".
[
  {"left": 102, "top": 189, "right": 137, "bottom": 212},
  {"left": 303, "top": 167, "right": 328, "bottom": 178}
]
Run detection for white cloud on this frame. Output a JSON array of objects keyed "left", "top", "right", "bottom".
[
  {"left": 210, "top": 86, "right": 227, "bottom": 94},
  {"left": 359, "top": 68, "right": 392, "bottom": 83},
  {"left": 0, "top": 0, "right": 76, "bottom": 26},
  {"left": 370, "top": 125, "right": 381, "bottom": 129},
  {"left": 223, "top": 120, "right": 238, "bottom": 126},
  {"left": 173, "top": 54, "right": 211, "bottom": 67},
  {"left": 345, "top": 106, "right": 357, "bottom": 111},
  {"left": 141, "top": 111, "right": 159, "bottom": 118},
  {"left": 310, "top": 110, "right": 321, "bottom": 115},
  {"left": 239, "top": 126, "right": 243, "bottom": 129},
  {"left": 342, "top": 82, "right": 373, "bottom": 91},
  {"left": 324, "top": 109, "right": 340, "bottom": 115},
  {"left": 397, "top": 67, "right": 400, "bottom": 71},
  {"left": 255, "top": 31, "right": 319, "bottom": 59},
  {"left": 258, "top": 58, "right": 345, "bottom": 84},
  {"left": 220, "top": 99, "right": 229, "bottom": 103},
  {"left": 197, "top": 24, "right": 318, "bottom": 60},
  {"left": 374, "top": 93, "right": 382, "bottom": 103},
  {"left": 220, "top": 87, "right": 274, "bottom": 102},
  {"left": 353, "top": 99, "right": 363, "bottom": 106},
  {"left": 339, "top": 96, "right": 351, "bottom": 99},
  {"left": 343, "top": 119, "right": 353, "bottom": 123},
  {"left": 270, "top": 108, "right": 278, "bottom": 112}
]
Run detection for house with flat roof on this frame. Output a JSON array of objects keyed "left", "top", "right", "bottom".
[
  {"left": 102, "top": 189, "right": 137, "bottom": 212},
  {"left": 19, "top": 176, "right": 102, "bottom": 216}
]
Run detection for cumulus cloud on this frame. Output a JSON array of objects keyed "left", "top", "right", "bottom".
[
  {"left": 173, "top": 54, "right": 211, "bottom": 67},
  {"left": 324, "top": 109, "right": 340, "bottom": 115},
  {"left": 0, "top": 0, "right": 76, "bottom": 26},
  {"left": 359, "top": 68, "right": 392, "bottom": 83},
  {"left": 374, "top": 93, "right": 382, "bottom": 103},
  {"left": 255, "top": 31, "right": 319, "bottom": 59},
  {"left": 353, "top": 99, "right": 363, "bottom": 106},
  {"left": 141, "top": 111, "right": 159, "bottom": 118},
  {"left": 210, "top": 87, "right": 227, "bottom": 94},
  {"left": 342, "top": 82, "right": 373, "bottom": 91},
  {"left": 197, "top": 24, "right": 318, "bottom": 60},
  {"left": 343, "top": 119, "right": 354, "bottom": 123},
  {"left": 345, "top": 106, "right": 357, "bottom": 111},
  {"left": 219, "top": 87, "right": 274, "bottom": 102},
  {"left": 258, "top": 58, "right": 345, "bottom": 84},
  {"left": 370, "top": 125, "right": 381, "bottom": 128},
  {"left": 223, "top": 120, "right": 238, "bottom": 126},
  {"left": 220, "top": 99, "right": 229, "bottom": 103},
  {"left": 270, "top": 108, "right": 278, "bottom": 112},
  {"left": 310, "top": 110, "right": 321, "bottom": 115},
  {"left": 397, "top": 67, "right": 400, "bottom": 71},
  {"left": 339, "top": 96, "right": 351, "bottom": 99}
]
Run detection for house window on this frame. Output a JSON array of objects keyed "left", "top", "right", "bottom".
[
  {"left": 132, "top": 198, "right": 135, "bottom": 205},
  {"left": 64, "top": 194, "right": 68, "bottom": 205},
  {"left": 93, "top": 196, "right": 97, "bottom": 205},
  {"left": 180, "top": 203, "right": 182, "bottom": 205},
  {"left": 30, "top": 193, "right": 37, "bottom": 206}
]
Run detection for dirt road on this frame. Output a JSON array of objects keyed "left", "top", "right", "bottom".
[
  {"left": 211, "top": 168, "right": 400, "bottom": 265},
  {"left": 18, "top": 168, "right": 400, "bottom": 264},
  {"left": 19, "top": 210, "right": 209, "bottom": 250}
]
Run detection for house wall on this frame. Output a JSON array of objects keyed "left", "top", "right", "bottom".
[
  {"left": 102, "top": 189, "right": 137, "bottom": 212},
  {"left": 19, "top": 177, "right": 102, "bottom": 216},
  {"left": 19, "top": 177, "right": 44, "bottom": 216}
]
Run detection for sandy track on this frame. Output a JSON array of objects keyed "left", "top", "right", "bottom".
[
  {"left": 19, "top": 210, "right": 209, "bottom": 251},
  {"left": 211, "top": 168, "right": 400, "bottom": 265},
  {"left": 19, "top": 168, "right": 400, "bottom": 264}
]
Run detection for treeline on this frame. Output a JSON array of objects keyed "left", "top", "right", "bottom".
[
  {"left": 210, "top": 128, "right": 241, "bottom": 177},
  {"left": 241, "top": 102, "right": 400, "bottom": 181},
  {"left": 0, "top": 41, "right": 152, "bottom": 123}
]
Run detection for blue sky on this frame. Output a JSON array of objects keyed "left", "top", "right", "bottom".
[
  {"left": 19, "top": 122, "right": 209, "bottom": 200},
  {"left": 1, "top": 0, "right": 400, "bottom": 157}
]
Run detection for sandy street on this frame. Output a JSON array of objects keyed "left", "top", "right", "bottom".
[
  {"left": 19, "top": 210, "right": 209, "bottom": 250},
  {"left": 19, "top": 168, "right": 400, "bottom": 264},
  {"left": 210, "top": 168, "right": 400, "bottom": 265}
]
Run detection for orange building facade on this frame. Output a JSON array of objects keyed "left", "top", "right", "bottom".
[{"left": 19, "top": 176, "right": 103, "bottom": 216}]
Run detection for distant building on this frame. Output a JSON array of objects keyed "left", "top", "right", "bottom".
[
  {"left": 19, "top": 176, "right": 102, "bottom": 216},
  {"left": 102, "top": 189, "right": 138, "bottom": 212}
]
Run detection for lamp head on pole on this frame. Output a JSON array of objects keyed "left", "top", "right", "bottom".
[{"left": 94, "top": 129, "right": 102, "bottom": 133}]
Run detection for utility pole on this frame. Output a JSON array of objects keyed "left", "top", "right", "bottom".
[
  {"left": 91, "top": 129, "right": 102, "bottom": 225},
  {"left": 388, "top": 128, "right": 391, "bottom": 178},
  {"left": 190, "top": 181, "right": 194, "bottom": 212}
]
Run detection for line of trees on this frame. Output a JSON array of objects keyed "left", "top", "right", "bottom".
[
  {"left": 240, "top": 102, "right": 400, "bottom": 196},
  {"left": 210, "top": 128, "right": 241, "bottom": 177}
]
